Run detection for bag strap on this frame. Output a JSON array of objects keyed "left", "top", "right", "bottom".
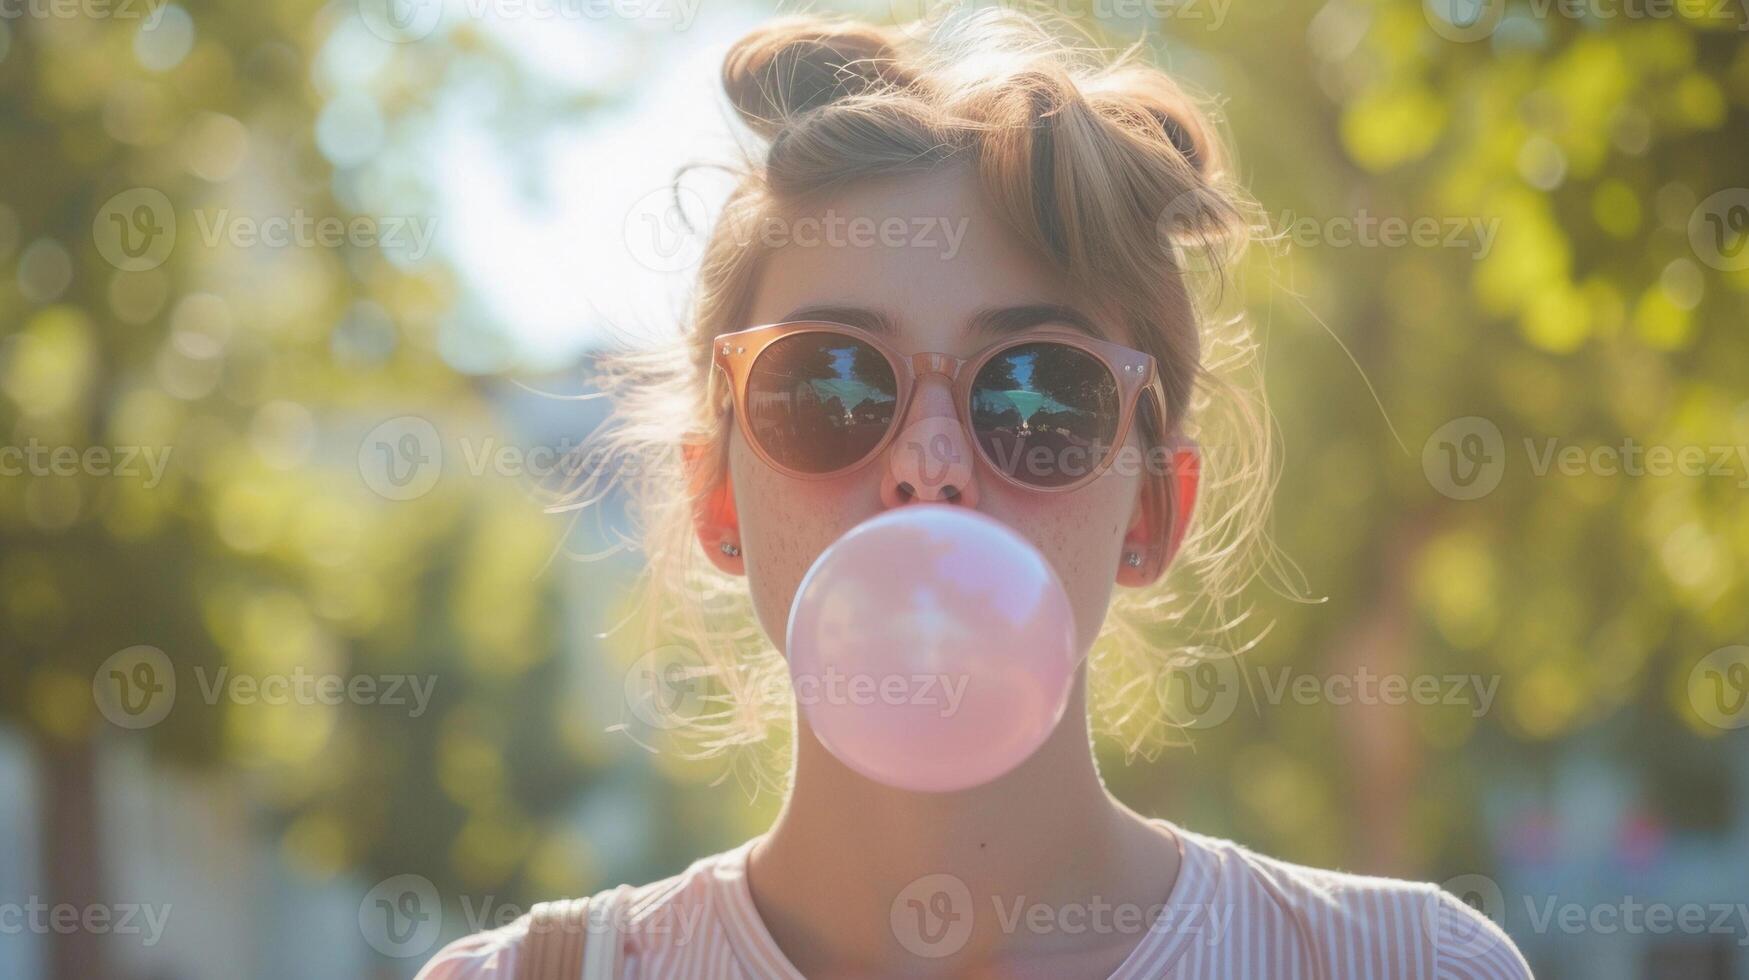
[
  {"left": 516, "top": 885, "right": 628, "bottom": 980},
  {"left": 582, "top": 885, "right": 628, "bottom": 980}
]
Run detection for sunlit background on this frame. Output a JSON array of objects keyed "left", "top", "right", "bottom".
[{"left": 2, "top": 0, "right": 1747, "bottom": 977}]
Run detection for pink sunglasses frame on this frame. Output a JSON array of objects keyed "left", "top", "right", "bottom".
[{"left": 709, "top": 320, "right": 1169, "bottom": 494}]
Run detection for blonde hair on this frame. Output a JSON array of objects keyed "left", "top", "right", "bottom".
[{"left": 567, "top": 8, "right": 1284, "bottom": 797}]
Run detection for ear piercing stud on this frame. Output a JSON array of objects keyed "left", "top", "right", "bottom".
[
  {"left": 720, "top": 542, "right": 741, "bottom": 558},
  {"left": 1125, "top": 551, "right": 1142, "bottom": 568}
]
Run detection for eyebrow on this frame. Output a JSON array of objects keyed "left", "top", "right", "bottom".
[{"left": 778, "top": 303, "right": 1105, "bottom": 341}]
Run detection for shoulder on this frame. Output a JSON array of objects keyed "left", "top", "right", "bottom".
[
  {"left": 1178, "top": 827, "right": 1533, "bottom": 979},
  {"left": 413, "top": 845, "right": 733, "bottom": 980},
  {"left": 414, "top": 917, "right": 527, "bottom": 979}
]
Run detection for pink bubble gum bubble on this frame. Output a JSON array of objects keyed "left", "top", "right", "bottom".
[{"left": 785, "top": 506, "right": 1080, "bottom": 793}]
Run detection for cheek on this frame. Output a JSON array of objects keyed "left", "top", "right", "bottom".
[
  {"left": 730, "top": 435, "right": 877, "bottom": 654},
  {"left": 982, "top": 473, "right": 1135, "bottom": 656}
]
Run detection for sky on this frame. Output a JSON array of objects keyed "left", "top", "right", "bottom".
[{"left": 321, "top": 0, "right": 784, "bottom": 373}]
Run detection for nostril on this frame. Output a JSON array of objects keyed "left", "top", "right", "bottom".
[
  {"left": 898, "top": 481, "right": 915, "bottom": 500},
  {"left": 940, "top": 485, "right": 960, "bottom": 502}
]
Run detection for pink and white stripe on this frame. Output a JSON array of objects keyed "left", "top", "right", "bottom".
[{"left": 417, "top": 821, "right": 1532, "bottom": 979}]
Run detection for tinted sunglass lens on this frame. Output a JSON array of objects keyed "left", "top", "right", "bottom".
[
  {"left": 970, "top": 343, "right": 1120, "bottom": 488},
  {"left": 745, "top": 334, "right": 899, "bottom": 474}
]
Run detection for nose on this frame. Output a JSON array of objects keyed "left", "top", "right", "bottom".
[{"left": 879, "top": 369, "right": 982, "bottom": 509}]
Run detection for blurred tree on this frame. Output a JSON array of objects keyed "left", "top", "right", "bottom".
[
  {"left": 1103, "top": 0, "right": 1749, "bottom": 886},
  {"left": 0, "top": 6, "right": 611, "bottom": 976}
]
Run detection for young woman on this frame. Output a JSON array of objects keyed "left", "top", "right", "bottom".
[{"left": 418, "top": 10, "right": 1531, "bottom": 979}]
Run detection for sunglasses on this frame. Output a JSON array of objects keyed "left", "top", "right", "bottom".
[{"left": 710, "top": 320, "right": 1168, "bottom": 492}]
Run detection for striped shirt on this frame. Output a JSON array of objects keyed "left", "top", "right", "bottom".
[{"left": 416, "top": 821, "right": 1532, "bottom": 979}]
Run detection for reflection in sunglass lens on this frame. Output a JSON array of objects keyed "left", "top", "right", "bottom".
[
  {"left": 970, "top": 342, "right": 1120, "bottom": 488},
  {"left": 745, "top": 333, "right": 899, "bottom": 474}
]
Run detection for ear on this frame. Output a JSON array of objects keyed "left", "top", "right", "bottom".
[
  {"left": 1116, "top": 439, "right": 1200, "bottom": 588},
  {"left": 682, "top": 438, "right": 744, "bottom": 575}
]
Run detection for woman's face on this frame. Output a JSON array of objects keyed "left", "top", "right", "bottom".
[{"left": 713, "top": 165, "right": 1170, "bottom": 657}]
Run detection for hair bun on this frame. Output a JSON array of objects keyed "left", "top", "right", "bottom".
[
  {"left": 721, "top": 16, "right": 912, "bottom": 138},
  {"left": 1089, "top": 65, "right": 1225, "bottom": 181}
]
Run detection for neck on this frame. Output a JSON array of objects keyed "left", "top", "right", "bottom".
[{"left": 746, "top": 676, "right": 1180, "bottom": 975}]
